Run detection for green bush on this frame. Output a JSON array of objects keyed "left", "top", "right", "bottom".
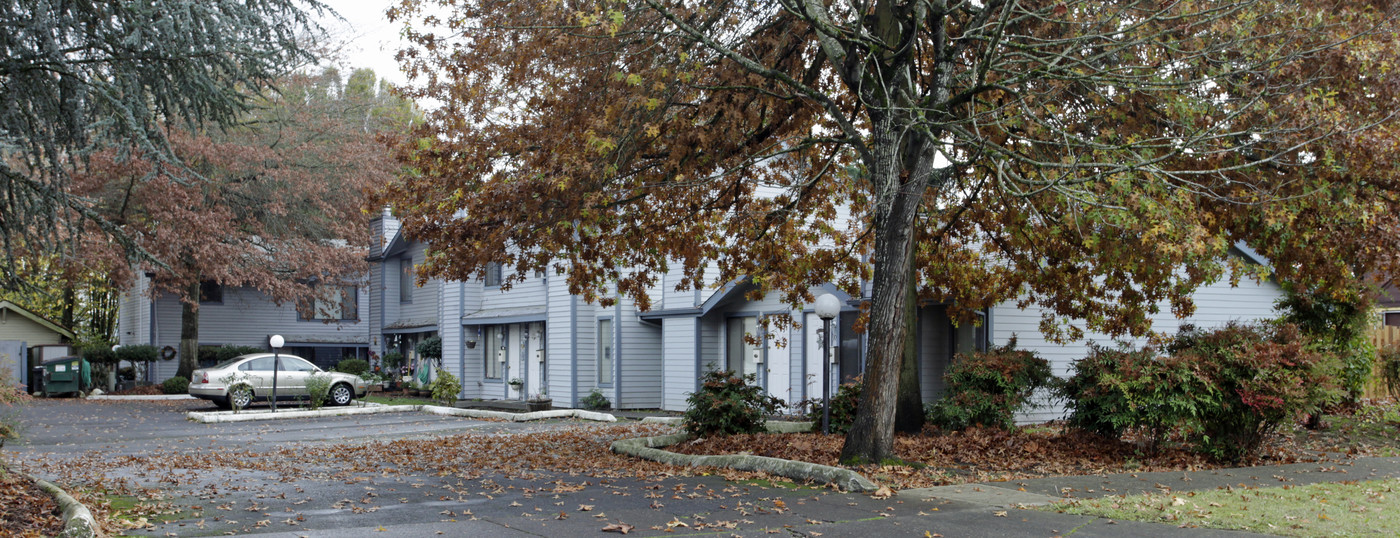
[
  {"left": 305, "top": 373, "right": 332, "bottom": 409},
  {"left": 803, "top": 377, "right": 862, "bottom": 434},
  {"left": 682, "top": 370, "right": 784, "bottom": 437},
  {"left": 382, "top": 351, "right": 405, "bottom": 374},
  {"left": 202, "top": 345, "right": 264, "bottom": 366},
  {"left": 335, "top": 358, "right": 370, "bottom": 376},
  {"left": 416, "top": 336, "right": 442, "bottom": 361},
  {"left": 1380, "top": 345, "right": 1400, "bottom": 399},
  {"left": 429, "top": 368, "right": 460, "bottom": 405},
  {"left": 1060, "top": 343, "right": 1211, "bottom": 452},
  {"left": 162, "top": 376, "right": 190, "bottom": 394},
  {"left": 1275, "top": 291, "right": 1375, "bottom": 402},
  {"left": 115, "top": 344, "right": 159, "bottom": 364},
  {"left": 1167, "top": 322, "right": 1343, "bottom": 462},
  {"left": 80, "top": 344, "right": 118, "bottom": 365},
  {"left": 926, "top": 338, "right": 1056, "bottom": 431},
  {"left": 580, "top": 388, "right": 611, "bottom": 410}
]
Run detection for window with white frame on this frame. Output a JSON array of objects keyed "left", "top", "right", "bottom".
[
  {"left": 597, "top": 318, "right": 613, "bottom": 385},
  {"left": 300, "top": 285, "right": 358, "bottom": 321},
  {"left": 399, "top": 259, "right": 414, "bottom": 302}
]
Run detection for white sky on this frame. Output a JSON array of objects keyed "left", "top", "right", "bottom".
[{"left": 314, "top": 0, "right": 412, "bottom": 87}]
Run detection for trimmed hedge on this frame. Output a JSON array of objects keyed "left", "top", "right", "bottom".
[{"left": 926, "top": 338, "right": 1055, "bottom": 431}]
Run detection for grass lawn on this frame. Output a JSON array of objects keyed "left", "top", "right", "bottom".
[
  {"left": 1046, "top": 478, "right": 1400, "bottom": 537},
  {"left": 361, "top": 394, "right": 437, "bottom": 406}
]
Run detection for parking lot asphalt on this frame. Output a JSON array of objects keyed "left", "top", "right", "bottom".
[{"left": 1, "top": 398, "right": 1307, "bottom": 537}]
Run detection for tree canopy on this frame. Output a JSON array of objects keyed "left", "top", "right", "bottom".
[
  {"left": 381, "top": 0, "right": 1400, "bottom": 461},
  {"left": 0, "top": 0, "right": 328, "bottom": 291}
]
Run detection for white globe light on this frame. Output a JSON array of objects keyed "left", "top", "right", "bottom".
[
  {"left": 269, "top": 334, "right": 285, "bottom": 349},
  {"left": 814, "top": 294, "right": 842, "bottom": 320}
]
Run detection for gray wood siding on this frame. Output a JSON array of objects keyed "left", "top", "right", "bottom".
[
  {"left": 117, "top": 276, "right": 151, "bottom": 347},
  {"left": 545, "top": 274, "right": 580, "bottom": 406},
  {"left": 389, "top": 243, "right": 440, "bottom": 330},
  {"left": 661, "top": 317, "right": 697, "bottom": 411},
  {"left": 918, "top": 306, "right": 953, "bottom": 403},
  {"left": 995, "top": 276, "right": 1285, "bottom": 423},
  {"left": 616, "top": 295, "right": 662, "bottom": 409}
]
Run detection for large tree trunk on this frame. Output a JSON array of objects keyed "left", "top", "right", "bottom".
[
  {"left": 177, "top": 280, "right": 200, "bottom": 379},
  {"left": 840, "top": 109, "right": 929, "bottom": 462},
  {"left": 895, "top": 264, "right": 924, "bottom": 433}
]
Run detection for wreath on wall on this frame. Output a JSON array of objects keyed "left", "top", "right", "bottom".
[{"left": 160, "top": 345, "right": 177, "bottom": 361}]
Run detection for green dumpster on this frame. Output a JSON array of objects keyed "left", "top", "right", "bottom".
[{"left": 41, "top": 356, "right": 90, "bottom": 397}]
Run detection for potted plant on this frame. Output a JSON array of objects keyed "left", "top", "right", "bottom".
[
  {"left": 527, "top": 389, "right": 552, "bottom": 412},
  {"left": 381, "top": 351, "right": 404, "bottom": 390},
  {"left": 507, "top": 377, "right": 524, "bottom": 393}
]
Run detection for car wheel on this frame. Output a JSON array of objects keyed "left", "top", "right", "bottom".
[
  {"left": 329, "top": 384, "right": 354, "bottom": 406},
  {"left": 229, "top": 385, "right": 254, "bottom": 409}
]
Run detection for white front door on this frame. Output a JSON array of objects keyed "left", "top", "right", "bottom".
[{"left": 763, "top": 316, "right": 790, "bottom": 404}]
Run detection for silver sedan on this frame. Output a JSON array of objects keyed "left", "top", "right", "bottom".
[{"left": 189, "top": 353, "right": 367, "bottom": 409}]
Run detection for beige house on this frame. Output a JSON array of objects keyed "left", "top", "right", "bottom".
[{"left": 0, "top": 300, "right": 76, "bottom": 390}]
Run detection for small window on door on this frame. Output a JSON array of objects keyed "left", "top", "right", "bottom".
[
  {"left": 726, "top": 316, "right": 759, "bottom": 377},
  {"left": 484, "top": 326, "right": 503, "bottom": 379}
]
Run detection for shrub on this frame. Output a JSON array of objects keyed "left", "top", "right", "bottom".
[
  {"left": 80, "top": 344, "right": 119, "bottom": 366},
  {"left": 1275, "top": 291, "right": 1375, "bottom": 402},
  {"left": 803, "top": 377, "right": 862, "bottom": 434},
  {"left": 115, "top": 344, "right": 159, "bottom": 364},
  {"left": 382, "top": 351, "right": 405, "bottom": 374},
  {"left": 683, "top": 370, "right": 784, "bottom": 437},
  {"left": 416, "top": 336, "right": 442, "bottom": 362},
  {"left": 1380, "top": 345, "right": 1400, "bottom": 399},
  {"left": 1060, "top": 343, "right": 1211, "bottom": 452},
  {"left": 336, "top": 358, "right": 370, "bottom": 376},
  {"left": 1168, "top": 322, "right": 1343, "bottom": 462},
  {"left": 430, "top": 368, "right": 460, "bottom": 405},
  {"left": 926, "top": 338, "right": 1055, "bottom": 431},
  {"left": 580, "top": 388, "right": 611, "bottom": 410},
  {"left": 162, "top": 376, "right": 190, "bottom": 394},
  {"left": 212, "top": 345, "right": 264, "bottom": 365},
  {"left": 305, "top": 373, "right": 332, "bottom": 409}
]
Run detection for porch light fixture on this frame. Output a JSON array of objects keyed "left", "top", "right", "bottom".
[
  {"left": 269, "top": 334, "right": 284, "bottom": 412},
  {"left": 814, "top": 294, "right": 841, "bottom": 435}
]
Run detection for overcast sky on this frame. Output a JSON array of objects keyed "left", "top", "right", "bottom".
[{"left": 315, "top": 0, "right": 411, "bottom": 87}]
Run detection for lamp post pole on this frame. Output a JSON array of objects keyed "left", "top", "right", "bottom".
[
  {"left": 270, "top": 335, "right": 284, "bottom": 412},
  {"left": 814, "top": 294, "right": 841, "bottom": 435}
]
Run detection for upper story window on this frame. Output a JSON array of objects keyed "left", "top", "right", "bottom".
[
  {"left": 300, "top": 285, "right": 358, "bottom": 321},
  {"left": 484, "top": 262, "right": 503, "bottom": 287},
  {"left": 199, "top": 281, "right": 223, "bottom": 304},
  {"left": 400, "top": 259, "right": 414, "bottom": 303}
]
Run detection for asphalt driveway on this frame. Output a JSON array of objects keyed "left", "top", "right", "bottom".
[{"left": 4, "top": 398, "right": 1270, "bottom": 537}]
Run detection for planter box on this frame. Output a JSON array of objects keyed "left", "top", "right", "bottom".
[{"left": 526, "top": 400, "right": 553, "bottom": 412}]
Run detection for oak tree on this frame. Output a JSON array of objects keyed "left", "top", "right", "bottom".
[
  {"left": 75, "top": 69, "right": 410, "bottom": 379},
  {"left": 381, "top": 0, "right": 1400, "bottom": 461}
]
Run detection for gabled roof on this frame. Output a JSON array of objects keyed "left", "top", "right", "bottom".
[{"left": 0, "top": 300, "right": 76, "bottom": 340}]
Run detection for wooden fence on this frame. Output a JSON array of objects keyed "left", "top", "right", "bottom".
[{"left": 1365, "top": 326, "right": 1399, "bottom": 399}]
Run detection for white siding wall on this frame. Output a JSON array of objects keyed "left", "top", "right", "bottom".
[
  {"left": 616, "top": 295, "right": 662, "bottom": 408},
  {"left": 390, "top": 243, "right": 440, "bottom": 330},
  {"left": 995, "top": 276, "right": 1286, "bottom": 423},
  {"left": 117, "top": 276, "right": 152, "bottom": 347},
  {"left": 661, "top": 317, "right": 698, "bottom": 411}
]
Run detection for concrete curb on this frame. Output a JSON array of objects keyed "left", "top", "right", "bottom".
[
  {"left": 610, "top": 425, "right": 878, "bottom": 493},
  {"left": 87, "top": 394, "right": 195, "bottom": 401},
  {"left": 420, "top": 405, "right": 617, "bottom": 422},
  {"left": 187, "top": 404, "right": 619, "bottom": 424},
  {"left": 187, "top": 404, "right": 420, "bottom": 423},
  {"left": 33, "top": 477, "right": 99, "bottom": 538}
]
